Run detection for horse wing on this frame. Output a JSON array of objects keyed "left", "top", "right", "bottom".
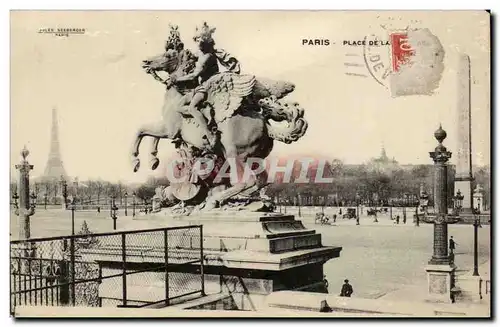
[{"left": 206, "top": 73, "right": 256, "bottom": 123}]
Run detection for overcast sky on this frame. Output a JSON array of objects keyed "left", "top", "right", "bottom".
[{"left": 10, "top": 11, "right": 490, "bottom": 183}]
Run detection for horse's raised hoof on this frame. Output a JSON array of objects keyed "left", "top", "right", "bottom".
[
  {"left": 132, "top": 158, "right": 140, "bottom": 172},
  {"left": 150, "top": 157, "right": 160, "bottom": 170}
]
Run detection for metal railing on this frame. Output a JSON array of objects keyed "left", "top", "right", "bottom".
[{"left": 10, "top": 225, "right": 204, "bottom": 315}]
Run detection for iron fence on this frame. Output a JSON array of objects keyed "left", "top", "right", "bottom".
[{"left": 10, "top": 225, "right": 204, "bottom": 315}]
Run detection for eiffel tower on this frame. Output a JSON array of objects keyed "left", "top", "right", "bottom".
[{"left": 42, "top": 107, "right": 67, "bottom": 181}]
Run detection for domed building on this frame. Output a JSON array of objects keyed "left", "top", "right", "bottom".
[{"left": 366, "top": 146, "right": 399, "bottom": 173}]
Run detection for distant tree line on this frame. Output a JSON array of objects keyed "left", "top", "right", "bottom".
[
  {"left": 9, "top": 176, "right": 170, "bottom": 207},
  {"left": 265, "top": 159, "right": 491, "bottom": 208},
  {"left": 9, "top": 160, "right": 490, "bottom": 210}
]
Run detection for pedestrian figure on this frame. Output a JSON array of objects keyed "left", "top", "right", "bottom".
[
  {"left": 396, "top": 215, "right": 400, "bottom": 224},
  {"left": 449, "top": 236, "right": 457, "bottom": 255},
  {"left": 340, "top": 279, "right": 353, "bottom": 297},
  {"left": 97, "top": 206, "right": 101, "bottom": 213},
  {"left": 403, "top": 215, "right": 406, "bottom": 224},
  {"left": 333, "top": 214, "right": 337, "bottom": 223},
  {"left": 319, "top": 300, "right": 332, "bottom": 312},
  {"left": 339, "top": 208, "right": 342, "bottom": 216},
  {"left": 323, "top": 274, "right": 329, "bottom": 290}
]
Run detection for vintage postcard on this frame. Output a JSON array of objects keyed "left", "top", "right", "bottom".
[{"left": 9, "top": 10, "right": 491, "bottom": 318}]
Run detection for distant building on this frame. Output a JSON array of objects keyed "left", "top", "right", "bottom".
[{"left": 366, "top": 146, "right": 400, "bottom": 173}]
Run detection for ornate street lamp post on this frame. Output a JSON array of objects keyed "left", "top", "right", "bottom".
[
  {"left": 45, "top": 184, "right": 49, "bottom": 207},
  {"left": 110, "top": 194, "right": 118, "bottom": 230},
  {"left": 355, "top": 192, "right": 360, "bottom": 225},
  {"left": 132, "top": 191, "right": 136, "bottom": 217},
  {"left": 425, "top": 126, "right": 458, "bottom": 264},
  {"left": 422, "top": 125, "right": 459, "bottom": 303},
  {"left": 61, "top": 176, "right": 68, "bottom": 209},
  {"left": 298, "top": 193, "right": 302, "bottom": 217},
  {"left": 415, "top": 194, "right": 419, "bottom": 227},
  {"left": 12, "top": 148, "right": 38, "bottom": 275},
  {"left": 70, "top": 196, "right": 77, "bottom": 235},
  {"left": 453, "top": 190, "right": 464, "bottom": 215},
  {"left": 403, "top": 193, "right": 408, "bottom": 223},
  {"left": 277, "top": 193, "right": 281, "bottom": 213},
  {"left": 472, "top": 215, "right": 480, "bottom": 276},
  {"left": 124, "top": 192, "right": 128, "bottom": 216},
  {"left": 15, "top": 147, "right": 36, "bottom": 240},
  {"left": 109, "top": 194, "right": 113, "bottom": 216}
]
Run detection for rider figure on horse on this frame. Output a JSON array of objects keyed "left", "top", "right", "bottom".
[{"left": 168, "top": 22, "right": 241, "bottom": 149}]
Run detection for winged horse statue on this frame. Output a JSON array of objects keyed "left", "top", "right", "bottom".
[{"left": 132, "top": 23, "right": 308, "bottom": 212}]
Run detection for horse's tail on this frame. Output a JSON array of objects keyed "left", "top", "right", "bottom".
[{"left": 261, "top": 98, "right": 308, "bottom": 144}]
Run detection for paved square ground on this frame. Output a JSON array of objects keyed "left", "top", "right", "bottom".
[
  {"left": 10, "top": 209, "right": 490, "bottom": 300},
  {"left": 303, "top": 217, "right": 490, "bottom": 299}
]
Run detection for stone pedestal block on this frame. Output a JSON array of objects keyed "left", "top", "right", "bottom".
[{"left": 425, "top": 264, "right": 456, "bottom": 303}]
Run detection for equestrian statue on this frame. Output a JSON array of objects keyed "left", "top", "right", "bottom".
[{"left": 132, "top": 22, "right": 308, "bottom": 213}]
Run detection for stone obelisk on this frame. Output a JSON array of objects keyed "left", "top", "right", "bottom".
[{"left": 454, "top": 54, "right": 474, "bottom": 212}]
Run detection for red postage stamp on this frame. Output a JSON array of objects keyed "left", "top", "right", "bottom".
[{"left": 390, "top": 32, "right": 416, "bottom": 72}]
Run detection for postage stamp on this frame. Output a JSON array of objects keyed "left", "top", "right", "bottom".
[{"left": 345, "top": 27, "right": 445, "bottom": 97}]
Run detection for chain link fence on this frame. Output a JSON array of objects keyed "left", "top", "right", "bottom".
[{"left": 10, "top": 225, "right": 204, "bottom": 314}]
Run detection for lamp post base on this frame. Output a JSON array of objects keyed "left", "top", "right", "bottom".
[
  {"left": 425, "top": 264, "right": 457, "bottom": 304},
  {"left": 454, "top": 275, "right": 483, "bottom": 303}
]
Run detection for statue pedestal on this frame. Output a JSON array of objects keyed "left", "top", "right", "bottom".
[
  {"left": 81, "top": 211, "right": 342, "bottom": 310},
  {"left": 425, "top": 264, "right": 457, "bottom": 304}
]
